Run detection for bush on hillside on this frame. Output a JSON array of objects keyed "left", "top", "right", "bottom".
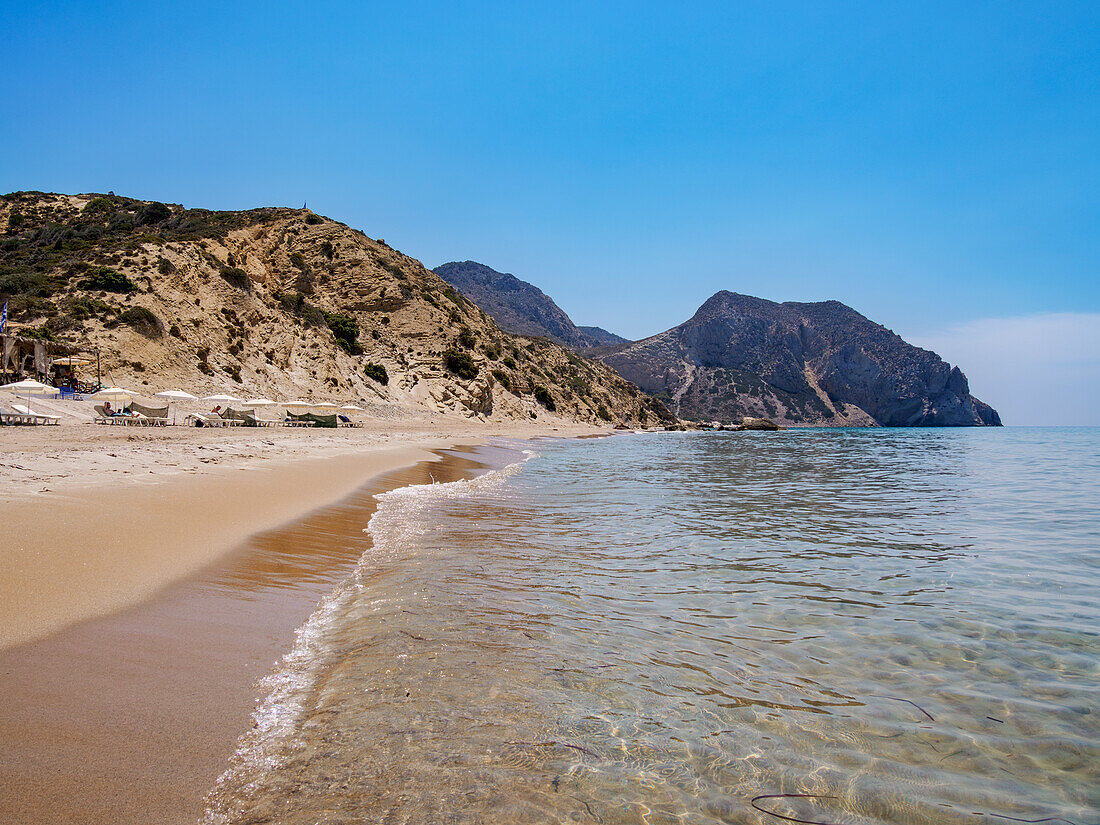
[
  {"left": 220, "top": 266, "right": 250, "bottom": 290},
  {"left": 119, "top": 306, "right": 162, "bottom": 337},
  {"left": 78, "top": 266, "right": 136, "bottom": 293},
  {"left": 322, "top": 311, "right": 362, "bottom": 355},
  {"left": 363, "top": 362, "right": 389, "bottom": 385},
  {"left": 443, "top": 349, "right": 478, "bottom": 380},
  {"left": 532, "top": 384, "right": 556, "bottom": 412}
]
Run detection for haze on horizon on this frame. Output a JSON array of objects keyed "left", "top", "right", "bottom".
[{"left": 1, "top": 1, "right": 1097, "bottom": 425}]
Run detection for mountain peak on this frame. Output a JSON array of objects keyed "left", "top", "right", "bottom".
[
  {"left": 433, "top": 261, "right": 626, "bottom": 349},
  {"left": 595, "top": 290, "right": 1000, "bottom": 427}
]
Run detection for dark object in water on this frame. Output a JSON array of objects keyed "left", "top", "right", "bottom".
[
  {"left": 871, "top": 694, "right": 935, "bottom": 721},
  {"left": 750, "top": 794, "right": 841, "bottom": 824},
  {"left": 986, "top": 815, "right": 1078, "bottom": 824}
]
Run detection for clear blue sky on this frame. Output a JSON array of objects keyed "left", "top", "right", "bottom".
[{"left": 2, "top": 1, "right": 1097, "bottom": 422}]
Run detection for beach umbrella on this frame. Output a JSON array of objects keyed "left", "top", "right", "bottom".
[
  {"left": 312, "top": 402, "right": 338, "bottom": 410},
  {"left": 1, "top": 378, "right": 58, "bottom": 414},
  {"left": 92, "top": 386, "right": 138, "bottom": 399},
  {"left": 155, "top": 389, "right": 198, "bottom": 424},
  {"left": 339, "top": 404, "right": 364, "bottom": 411},
  {"left": 155, "top": 389, "right": 198, "bottom": 402},
  {"left": 91, "top": 386, "right": 138, "bottom": 415},
  {"left": 281, "top": 400, "right": 313, "bottom": 409},
  {"left": 50, "top": 357, "right": 93, "bottom": 366},
  {"left": 202, "top": 394, "right": 242, "bottom": 412}
]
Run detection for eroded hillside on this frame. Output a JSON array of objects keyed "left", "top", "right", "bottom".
[{"left": 0, "top": 192, "right": 674, "bottom": 427}]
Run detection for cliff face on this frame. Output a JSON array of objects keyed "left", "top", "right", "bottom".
[
  {"left": 0, "top": 193, "right": 674, "bottom": 428},
  {"left": 595, "top": 291, "right": 1001, "bottom": 427},
  {"left": 433, "top": 261, "right": 625, "bottom": 350}
]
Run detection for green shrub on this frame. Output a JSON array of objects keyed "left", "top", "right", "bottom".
[
  {"left": 322, "top": 311, "right": 362, "bottom": 355},
  {"left": 68, "top": 296, "right": 113, "bottom": 319},
  {"left": 443, "top": 349, "right": 478, "bottom": 380},
  {"left": 119, "top": 306, "right": 162, "bottom": 337},
  {"left": 491, "top": 369, "right": 511, "bottom": 390},
  {"left": 532, "top": 385, "right": 556, "bottom": 412},
  {"left": 158, "top": 258, "right": 175, "bottom": 275},
  {"left": 8, "top": 211, "right": 23, "bottom": 228},
  {"left": 502, "top": 356, "right": 516, "bottom": 369},
  {"left": 136, "top": 201, "right": 171, "bottom": 226},
  {"left": 482, "top": 344, "right": 501, "bottom": 360},
  {"left": 304, "top": 214, "right": 323, "bottom": 225},
  {"left": 363, "top": 362, "right": 389, "bottom": 385},
  {"left": 0, "top": 269, "right": 52, "bottom": 297},
  {"left": 220, "top": 266, "right": 250, "bottom": 290},
  {"left": 78, "top": 266, "right": 136, "bottom": 293},
  {"left": 596, "top": 404, "right": 611, "bottom": 421},
  {"left": 457, "top": 327, "right": 476, "bottom": 349},
  {"left": 289, "top": 251, "right": 307, "bottom": 270}
]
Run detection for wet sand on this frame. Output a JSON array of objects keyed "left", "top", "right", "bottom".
[{"left": 0, "top": 436, "right": 526, "bottom": 825}]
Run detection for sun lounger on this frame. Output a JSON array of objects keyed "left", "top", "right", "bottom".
[
  {"left": 186, "top": 412, "right": 242, "bottom": 427},
  {"left": 0, "top": 407, "right": 47, "bottom": 425},
  {"left": 337, "top": 414, "right": 363, "bottom": 428},
  {"left": 11, "top": 404, "right": 61, "bottom": 425},
  {"left": 283, "top": 412, "right": 316, "bottom": 427},
  {"left": 93, "top": 404, "right": 162, "bottom": 426},
  {"left": 129, "top": 401, "right": 170, "bottom": 426},
  {"left": 304, "top": 412, "right": 338, "bottom": 429},
  {"left": 222, "top": 407, "right": 275, "bottom": 427}
]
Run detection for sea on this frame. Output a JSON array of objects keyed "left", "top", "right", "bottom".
[{"left": 204, "top": 428, "right": 1099, "bottom": 825}]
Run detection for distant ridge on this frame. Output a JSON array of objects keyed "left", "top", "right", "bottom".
[
  {"left": 433, "top": 261, "right": 626, "bottom": 350},
  {"left": 592, "top": 290, "right": 1001, "bottom": 427}
]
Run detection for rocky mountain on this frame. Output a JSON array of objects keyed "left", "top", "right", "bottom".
[
  {"left": 593, "top": 291, "right": 1001, "bottom": 427},
  {"left": 433, "top": 261, "right": 625, "bottom": 350},
  {"left": 0, "top": 192, "right": 674, "bottom": 428}
]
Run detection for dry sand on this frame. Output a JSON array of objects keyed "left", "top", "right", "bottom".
[{"left": 0, "top": 415, "right": 607, "bottom": 824}]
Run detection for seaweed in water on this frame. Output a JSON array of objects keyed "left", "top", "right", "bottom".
[
  {"left": 750, "top": 794, "right": 841, "bottom": 825},
  {"left": 870, "top": 693, "right": 935, "bottom": 721},
  {"left": 749, "top": 795, "right": 1078, "bottom": 825}
]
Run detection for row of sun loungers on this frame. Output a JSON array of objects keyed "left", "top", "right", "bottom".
[
  {"left": 2, "top": 403, "right": 364, "bottom": 428},
  {"left": 93, "top": 404, "right": 168, "bottom": 426}
]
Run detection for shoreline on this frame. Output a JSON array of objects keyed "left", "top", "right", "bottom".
[{"left": 0, "top": 423, "right": 590, "bottom": 825}]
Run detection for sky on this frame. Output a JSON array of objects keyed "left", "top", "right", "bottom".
[{"left": 1, "top": 1, "right": 1097, "bottom": 424}]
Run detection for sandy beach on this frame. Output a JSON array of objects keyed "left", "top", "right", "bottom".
[{"left": 0, "top": 416, "right": 605, "bottom": 824}]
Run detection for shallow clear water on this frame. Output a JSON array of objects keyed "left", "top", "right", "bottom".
[{"left": 205, "top": 428, "right": 1100, "bottom": 824}]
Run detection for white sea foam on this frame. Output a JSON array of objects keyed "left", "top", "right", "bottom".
[{"left": 201, "top": 452, "right": 534, "bottom": 824}]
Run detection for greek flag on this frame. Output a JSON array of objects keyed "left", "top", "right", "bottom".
[{"left": 0, "top": 300, "right": 6, "bottom": 334}]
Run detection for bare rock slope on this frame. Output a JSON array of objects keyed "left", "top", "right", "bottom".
[
  {"left": 433, "top": 261, "right": 625, "bottom": 349},
  {"left": 0, "top": 192, "right": 673, "bottom": 427},
  {"left": 593, "top": 291, "right": 1000, "bottom": 427}
]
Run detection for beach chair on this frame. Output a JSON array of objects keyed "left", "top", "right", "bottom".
[
  {"left": 129, "top": 401, "right": 170, "bottom": 426},
  {"left": 223, "top": 407, "right": 263, "bottom": 427},
  {"left": 305, "top": 412, "right": 338, "bottom": 429},
  {"left": 11, "top": 404, "right": 61, "bottom": 425},
  {"left": 0, "top": 407, "right": 40, "bottom": 425},
  {"left": 283, "top": 411, "right": 315, "bottom": 428},
  {"left": 186, "top": 412, "right": 241, "bottom": 428},
  {"left": 337, "top": 414, "right": 362, "bottom": 428}
]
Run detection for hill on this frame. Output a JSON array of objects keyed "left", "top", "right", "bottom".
[
  {"left": 592, "top": 291, "right": 1001, "bottom": 427},
  {"left": 0, "top": 192, "right": 674, "bottom": 428},
  {"left": 433, "top": 261, "right": 625, "bottom": 349}
]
